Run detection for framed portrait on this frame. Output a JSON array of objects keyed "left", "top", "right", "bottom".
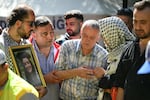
[{"left": 9, "top": 44, "right": 46, "bottom": 87}]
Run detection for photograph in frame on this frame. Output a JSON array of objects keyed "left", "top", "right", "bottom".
[{"left": 9, "top": 44, "right": 46, "bottom": 87}]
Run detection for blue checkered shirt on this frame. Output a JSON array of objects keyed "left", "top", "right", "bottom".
[{"left": 56, "top": 39, "right": 108, "bottom": 99}]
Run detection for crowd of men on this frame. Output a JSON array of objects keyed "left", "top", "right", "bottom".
[{"left": 0, "top": 0, "right": 150, "bottom": 100}]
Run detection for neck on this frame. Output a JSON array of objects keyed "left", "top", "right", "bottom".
[
  {"left": 69, "top": 34, "right": 81, "bottom": 39},
  {"left": 81, "top": 48, "right": 92, "bottom": 56},
  {"left": 39, "top": 46, "right": 51, "bottom": 58},
  {"left": 139, "top": 37, "right": 150, "bottom": 54},
  {"left": 0, "top": 72, "right": 8, "bottom": 88},
  {"left": 8, "top": 27, "right": 21, "bottom": 43}
]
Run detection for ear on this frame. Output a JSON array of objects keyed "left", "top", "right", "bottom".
[
  {"left": 31, "top": 31, "right": 36, "bottom": 38},
  {"left": 80, "top": 22, "right": 83, "bottom": 27},
  {"left": 15, "top": 20, "right": 22, "bottom": 27},
  {"left": 96, "top": 35, "right": 100, "bottom": 42},
  {"left": 4, "top": 63, "right": 9, "bottom": 70}
]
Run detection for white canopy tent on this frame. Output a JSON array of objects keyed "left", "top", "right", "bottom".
[
  {"left": 0, "top": 0, "right": 122, "bottom": 34},
  {"left": 0, "top": 0, "right": 122, "bottom": 16}
]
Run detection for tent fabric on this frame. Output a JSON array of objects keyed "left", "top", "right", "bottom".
[{"left": 0, "top": 0, "right": 122, "bottom": 17}]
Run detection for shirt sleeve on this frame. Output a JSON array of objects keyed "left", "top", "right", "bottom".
[{"left": 55, "top": 43, "right": 69, "bottom": 70}]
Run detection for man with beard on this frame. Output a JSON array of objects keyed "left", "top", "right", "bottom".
[
  {"left": 55, "top": 9, "right": 83, "bottom": 45},
  {"left": 0, "top": 4, "right": 35, "bottom": 72},
  {"left": 124, "top": 1, "right": 150, "bottom": 99},
  {"left": 0, "top": 4, "right": 47, "bottom": 98},
  {"left": 113, "top": 0, "right": 150, "bottom": 100}
]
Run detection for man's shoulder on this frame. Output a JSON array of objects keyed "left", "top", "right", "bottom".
[
  {"left": 55, "top": 33, "right": 70, "bottom": 45},
  {"left": 62, "top": 39, "right": 80, "bottom": 46},
  {"left": 55, "top": 37, "right": 66, "bottom": 45},
  {"left": 22, "top": 39, "right": 31, "bottom": 44},
  {"left": 95, "top": 44, "right": 108, "bottom": 54},
  {"left": 122, "top": 41, "right": 139, "bottom": 59},
  {"left": 53, "top": 42, "right": 60, "bottom": 49},
  {"left": 8, "top": 69, "right": 39, "bottom": 99},
  {"left": 60, "top": 39, "right": 80, "bottom": 53}
]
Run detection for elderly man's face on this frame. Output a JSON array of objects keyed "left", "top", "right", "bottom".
[{"left": 81, "top": 26, "right": 99, "bottom": 53}]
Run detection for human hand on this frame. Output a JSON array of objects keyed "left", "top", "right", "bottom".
[
  {"left": 35, "top": 86, "right": 47, "bottom": 98},
  {"left": 93, "top": 67, "right": 105, "bottom": 79},
  {"left": 44, "top": 70, "right": 62, "bottom": 83},
  {"left": 76, "top": 66, "right": 95, "bottom": 79}
]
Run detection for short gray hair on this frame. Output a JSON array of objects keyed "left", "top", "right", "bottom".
[{"left": 81, "top": 20, "right": 99, "bottom": 31}]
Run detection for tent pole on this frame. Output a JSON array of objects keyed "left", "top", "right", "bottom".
[{"left": 123, "top": 0, "right": 128, "bottom": 8}]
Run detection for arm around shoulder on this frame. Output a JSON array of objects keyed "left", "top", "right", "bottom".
[{"left": 54, "top": 68, "right": 79, "bottom": 80}]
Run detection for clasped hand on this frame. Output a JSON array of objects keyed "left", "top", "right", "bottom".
[{"left": 77, "top": 66, "right": 105, "bottom": 79}]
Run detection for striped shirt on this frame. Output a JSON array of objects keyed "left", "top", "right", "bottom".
[{"left": 32, "top": 39, "right": 60, "bottom": 100}]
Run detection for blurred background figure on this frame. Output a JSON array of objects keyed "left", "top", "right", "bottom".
[
  {"left": 116, "top": 8, "right": 133, "bottom": 33},
  {"left": 55, "top": 9, "right": 84, "bottom": 45},
  {"left": 0, "top": 26, "right": 2, "bottom": 35}
]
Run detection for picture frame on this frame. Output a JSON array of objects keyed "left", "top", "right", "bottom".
[{"left": 9, "top": 44, "right": 46, "bottom": 87}]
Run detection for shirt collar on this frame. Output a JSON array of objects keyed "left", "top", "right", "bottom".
[
  {"left": 32, "top": 39, "right": 54, "bottom": 54},
  {"left": 75, "top": 39, "right": 98, "bottom": 57},
  {"left": 32, "top": 39, "right": 41, "bottom": 53},
  {"left": 75, "top": 39, "right": 81, "bottom": 53}
]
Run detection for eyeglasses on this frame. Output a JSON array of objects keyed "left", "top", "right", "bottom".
[{"left": 21, "top": 20, "right": 35, "bottom": 27}]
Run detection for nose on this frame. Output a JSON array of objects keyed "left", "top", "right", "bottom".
[
  {"left": 66, "top": 25, "right": 69, "bottom": 30},
  {"left": 65, "top": 23, "right": 71, "bottom": 30},
  {"left": 134, "top": 22, "right": 141, "bottom": 30},
  {"left": 47, "top": 33, "right": 54, "bottom": 40}
]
